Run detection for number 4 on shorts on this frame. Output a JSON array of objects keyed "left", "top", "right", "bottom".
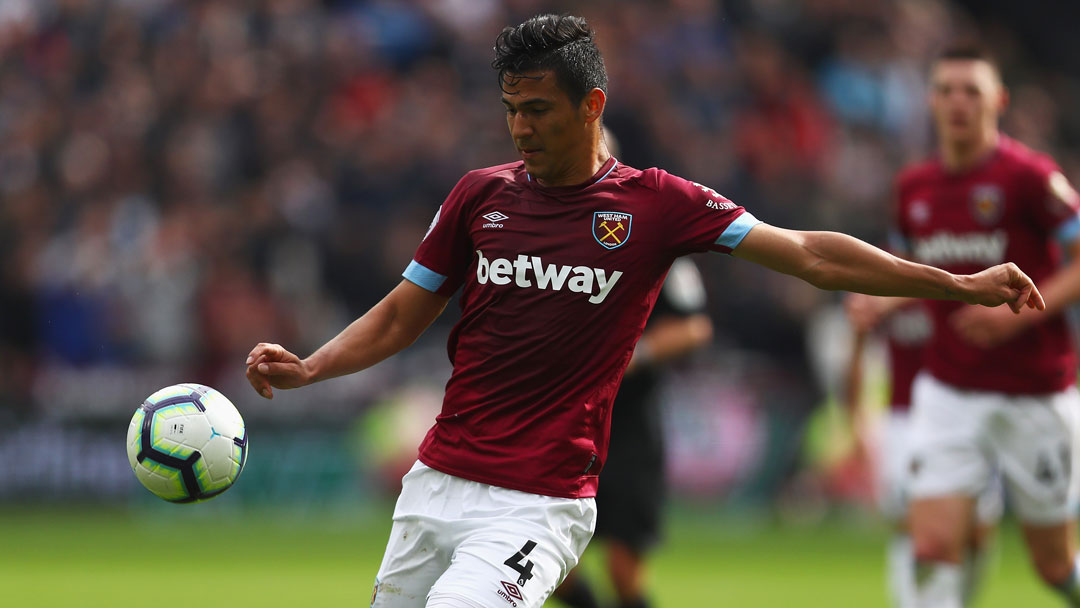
[
  {"left": 503, "top": 540, "right": 537, "bottom": 586},
  {"left": 1035, "top": 444, "right": 1071, "bottom": 486}
]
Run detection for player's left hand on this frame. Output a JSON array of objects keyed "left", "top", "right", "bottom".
[
  {"left": 950, "top": 304, "right": 1031, "bottom": 349},
  {"left": 844, "top": 293, "right": 893, "bottom": 332},
  {"left": 963, "top": 262, "right": 1045, "bottom": 313}
]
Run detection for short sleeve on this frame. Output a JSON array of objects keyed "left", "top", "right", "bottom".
[
  {"left": 1026, "top": 159, "right": 1080, "bottom": 245},
  {"left": 657, "top": 171, "right": 759, "bottom": 256},
  {"left": 403, "top": 174, "right": 476, "bottom": 297}
]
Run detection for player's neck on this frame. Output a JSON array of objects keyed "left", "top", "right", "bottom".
[
  {"left": 535, "top": 142, "right": 612, "bottom": 188},
  {"left": 940, "top": 131, "right": 999, "bottom": 173}
]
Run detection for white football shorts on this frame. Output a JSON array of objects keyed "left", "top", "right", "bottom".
[
  {"left": 908, "top": 373, "right": 1080, "bottom": 525},
  {"left": 370, "top": 461, "right": 596, "bottom": 608},
  {"left": 877, "top": 410, "right": 1002, "bottom": 524}
]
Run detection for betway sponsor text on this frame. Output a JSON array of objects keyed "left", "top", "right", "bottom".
[{"left": 475, "top": 250, "right": 623, "bottom": 305}]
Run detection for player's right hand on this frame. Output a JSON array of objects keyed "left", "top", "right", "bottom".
[{"left": 245, "top": 342, "right": 310, "bottom": 399}]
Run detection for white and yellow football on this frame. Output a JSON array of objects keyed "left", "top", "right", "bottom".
[{"left": 126, "top": 383, "right": 248, "bottom": 503}]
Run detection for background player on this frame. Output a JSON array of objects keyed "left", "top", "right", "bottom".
[
  {"left": 889, "top": 45, "right": 1080, "bottom": 607},
  {"left": 245, "top": 16, "right": 1044, "bottom": 608},
  {"left": 554, "top": 258, "right": 714, "bottom": 608},
  {"left": 844, "top": 294, "right": 1001, "bottom": 607}
]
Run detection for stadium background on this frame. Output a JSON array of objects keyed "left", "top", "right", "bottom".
[{"left": 0, "top": 0, "right": 1077, "bottom": 605}]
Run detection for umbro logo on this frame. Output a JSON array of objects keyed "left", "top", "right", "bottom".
[
  {"left": 498, "top": 581, "right": 523, "bottom": 606},
  {"left": 482, "top": 211, "right": 508, "bottom": 229}
]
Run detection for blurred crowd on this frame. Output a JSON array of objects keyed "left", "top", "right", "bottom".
[{"left": 1, "top": 0, "right": 1079, "bottom": 420}]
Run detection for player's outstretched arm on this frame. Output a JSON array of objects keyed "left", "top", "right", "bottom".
[
  {"left": 245, "top": 280, "right": 449, "bottom": 399},
  {"left": 732, "top": 223, "right": 1045, "bottom": 312}
]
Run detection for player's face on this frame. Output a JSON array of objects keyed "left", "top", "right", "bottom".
[
  {"left": 929, "top": 60, "right": 1006, "bottom": 147},
  {"left": 501, "top": 71, "right": 596, "bottom": 186}
]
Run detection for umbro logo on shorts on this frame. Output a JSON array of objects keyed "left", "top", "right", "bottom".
[{"left": 498, "top": 581, "right": 524, "bottom": 605}]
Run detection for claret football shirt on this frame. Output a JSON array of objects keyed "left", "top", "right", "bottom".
[
  {"left": 403, "top": 157, "right": 757, "bottom": 498},
  {"left": 894, "top": 136, "right": 1080, "bottom": 394}
]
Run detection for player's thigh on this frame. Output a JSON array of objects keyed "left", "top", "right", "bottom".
[
  {"left": 907, "top": 374, "right": 994, "bottom": 501},
  {"left": 371, "top": 464, "right": 455, "bottom": 608},
  {"left": 993, "top": 388, "right": 1080, "bottom": 526},
  {"left": 909, "top": 494, "right": 978, "bottom": 562},
  {"left": 370, "top": 512, "right": 454, "bottom": 607},
  {"left": 430, "top": 503, "right": 596, "bottom": 608},
  {"left": 1021, "top": 520, "right": 1078, "bottom": 583}
]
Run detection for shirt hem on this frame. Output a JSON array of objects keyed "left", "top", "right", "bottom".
[
  {"left": 928, "top": 368, "right": 1075, "bottom": 396},
  {"left": 417, "top": 453, "right": 597, "bottom": 499}
]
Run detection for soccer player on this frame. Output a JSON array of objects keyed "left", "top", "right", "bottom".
[
  {"left": 889, "top": 45, "right": 1080, "bottom": 607},
  {"left": 245, "top": 16, "right": 1043, "bottom": 608},
  {"left": 844, "top": 294, "right": 1001, "bottom": 607},
  {"left": 554, "top": 258, "right": 713, "bottom": 608}
]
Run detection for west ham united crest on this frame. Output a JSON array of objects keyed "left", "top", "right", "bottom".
[
  {"left": 970, "top": 184, "right": 1004, "bottom": 226},
  {"left": 593, "top": 211, "right": 632, "bottom": 250}
]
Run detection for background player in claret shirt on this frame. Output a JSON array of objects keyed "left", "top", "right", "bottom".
[
  {"left": 889, "top": 45, "right": 1080, "bottom": 607},
  {"left": 245, "top": 16, "right": 1044, "bottom": 608},
  {"left": 554, "top": 258, "right": 713, "bottom": 608},
  {"left": 844, "top": 294, "right": 1002, "bottom": 607}
]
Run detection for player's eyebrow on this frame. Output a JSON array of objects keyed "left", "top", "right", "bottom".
[{"left": 501, "top": 97, "right": 554, "bottom": 109}]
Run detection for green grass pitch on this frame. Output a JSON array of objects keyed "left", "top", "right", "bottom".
[{"left": 0, "top": 503, "right": 1062, "bottom": 607}]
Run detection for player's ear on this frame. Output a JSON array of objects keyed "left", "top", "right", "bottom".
[
  {"left": 996, "top": 85, "right": 1009, "bottom": 115},
  {"left": 582, "top": 88, "right": 606, "bottom": 124}
]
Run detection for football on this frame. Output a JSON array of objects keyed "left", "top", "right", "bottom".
[{"left": 126, "top": 383, "right": 249, "bottom": 503}]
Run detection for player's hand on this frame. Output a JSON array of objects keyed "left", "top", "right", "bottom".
[
  {"left": 844, "top": 293, "right": 890, "bottom": 332},
  {"left": 950, "top": 305, "right": 1030, "bottom": 349},
  {"left": 962, "top": 262, "right": 1045, "bottom": 313},
  {"left": 245, "top": 342, "right": 310, "bottom": 399}
]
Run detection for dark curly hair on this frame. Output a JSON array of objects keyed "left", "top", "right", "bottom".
[{"left": 492, "top": 14, "right": 608, "bottom": 105}]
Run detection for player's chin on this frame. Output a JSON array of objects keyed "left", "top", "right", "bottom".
[
  {"left": 522, "top": 160, "right": 548, "bottom": 179},
  {"left": 945, "top": 125, "right": 975, "bottom": 144}
]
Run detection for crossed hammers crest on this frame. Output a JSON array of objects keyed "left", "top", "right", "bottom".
[{"left": 597, "top": 220, "right": 625, "bottom": 245}]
